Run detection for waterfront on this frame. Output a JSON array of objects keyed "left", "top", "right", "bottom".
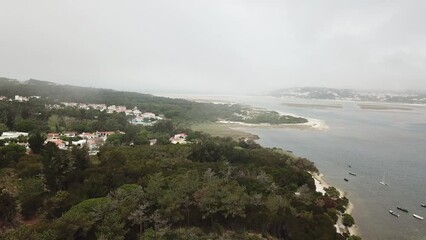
[{"left": 167, "top": 94, "right": 426, "bottom": 240}]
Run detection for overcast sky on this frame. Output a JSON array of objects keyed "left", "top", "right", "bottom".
[{"left": 1, "top": 1, "right": 426, "bottom": 94}]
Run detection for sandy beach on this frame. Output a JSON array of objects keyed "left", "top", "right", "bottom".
[{"left": 311, "top": 172, "right": 361, "bottom": 237}]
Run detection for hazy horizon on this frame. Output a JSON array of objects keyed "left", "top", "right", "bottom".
[{"left": 1, "top": 1, "right": 426, "bottom": 94}]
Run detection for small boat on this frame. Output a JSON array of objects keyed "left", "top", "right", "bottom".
[
  {"left": 344, "top": 178, "right": 349, "bottom": 182},
  {"left": 348, "top": 165, "right": 352, "bottom": 168},
  {"left": 421, "top": 203, "right": 426, "bottom": 208},
  {"left": 413, "top": 214, "right": 424, "bottom": 220},
  {"left": 349, "top": 172, "right": 357, "bottom": 176},
  {"left": 389, "top": 210, "right": 400, "bottom": 217},
  {"left": 397, "top": 206, "right": 409, "bottom": 213}
]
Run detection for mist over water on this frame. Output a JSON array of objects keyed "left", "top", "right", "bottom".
[{"left": 171, "top": 94, "right": 426, "bottom": 240}]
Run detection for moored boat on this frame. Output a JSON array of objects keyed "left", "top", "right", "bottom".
[
  {"left": 421, "top": 203, "right": 426, "bottom": 208},
  {"left": 389, "top": 210, "right": 400, "bottom": 217},
  {"left": 349, "top": 172, "right": 357, "bottom": 176},
  {"left": 344, "top": 178, "right": 349, "bottom": 182},
  {"left": 397, "top": 206, "right": 409, "bottom": 213},
  {"left": 413, "top": 214, "right": 424, "bottom": 220}
]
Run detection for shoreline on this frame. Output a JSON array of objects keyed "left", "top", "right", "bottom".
[{"left": 311, "top": 172, "right": 361, "bottom": 237}]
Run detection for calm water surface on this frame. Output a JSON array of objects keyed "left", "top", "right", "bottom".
[{"left": 168, "top": 94, "right": 426, "bottom": 240}]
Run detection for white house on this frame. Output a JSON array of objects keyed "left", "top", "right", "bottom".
[
  {"left": 170, "top": 133, "right": 188, "bottom": 144},
  {"left": 142, "top": 112, "right": 156, "bottom": 119},
  {"left": 0, "top": 131, "right": 29, "bottom": 140},
  {"left": 14, "top": 95, "right": 29, "bottom": 102}
]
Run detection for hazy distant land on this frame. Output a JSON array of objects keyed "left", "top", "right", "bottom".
[
  {"left": 282, "top": 102, "right": 343, "bottom": 109},
  {"left": 271, "top": 87, "right": 426, "bottom": 104},
  {"left": 358, "top": 104, "right": 413, "bottom": 111}
]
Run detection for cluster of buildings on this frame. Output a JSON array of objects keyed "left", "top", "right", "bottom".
[
  {"left": 60, "top": 102, "right": 107, "bottom": 111},
  {"left": 0, "top": 131, "right": 124, "bottom": 155},
  {"left": 1, "top": 130, "right": 189, "bottom": 154},
  {"left": 48, "top": 102, "right": 163, "bottom": 126},
  {"left": 0, "top": 131, "right": 29, "bottom": 140},
  {"left": 129, "top": 112, "right": 163, "bottom": 126},
  {"left": 0, "top": 95, "right": 41, "bottom": 102},
  {"left": 2, "top": 93, "right": 165, "bottom": 126},
  {"left": 45, "top": 131, "right": 124, "bottom": 154}
]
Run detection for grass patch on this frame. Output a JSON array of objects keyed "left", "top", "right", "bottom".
[{"left": 191, "top": 122, "right": 258, "bottom": 140}]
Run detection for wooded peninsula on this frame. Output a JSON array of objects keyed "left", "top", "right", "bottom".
[{"left": 0, "top": 78, "right": 359, "bottom": 239}]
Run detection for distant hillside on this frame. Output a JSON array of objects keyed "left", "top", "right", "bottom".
[
  {"left": 0, "top": 77, "right": 154, "bottom": 105},
  {"left": 0, "top": 77, "right": 243, "bottom": 124},
  {"left": 270, "top": 87, "right": 426, "bottom": 104}
]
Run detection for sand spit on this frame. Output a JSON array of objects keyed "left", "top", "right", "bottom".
[{"left": 217, "top": 117, "right": 328, "bottom": 131}]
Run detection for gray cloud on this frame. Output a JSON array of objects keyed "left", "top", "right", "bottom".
[{"left": 1, "top": 0, "right": 426, "bottom": 94}]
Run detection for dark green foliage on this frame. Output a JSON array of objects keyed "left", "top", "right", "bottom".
[
  {"left": 14, "top": 119, "right": 36, "bottom": 132},
  {"left": 0, "top": 189, "right": 17, "bottom": 224},
  {"left": 0, "top": 143, "right": 26, "bottom": 167},
  {"left": 1, "top": 136, "right": 346, "bottom": 239},
  {"left": 152, "top": 120, "right": 174, "bottom": 134},
  {"left": 342, "top": 213, "right": 355, "bottom": 227},
  {"left": 28, "top": 132, "right": 46, "bottom": 154},
  {"left": 72, "top": 145, "right": 90, "bottom": 171},
  {"left": 41, "top": 142, "right": 89, "bottom": 192},
  {"left": 325, "top": 186, "right": 340, "bottom": 199},
  {"left": 19, "top": 177, "right": 47, "bottom": 219},
  {"left": 15, "top": 154, "right": 43, "bottom": 178},
  {"left": 106, "top": 133, "right": 124, "bottom": 146},
  {"left": 0, "top": 123, "right": 7, "bottom": 134}
]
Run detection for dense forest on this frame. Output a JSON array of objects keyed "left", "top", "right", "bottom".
[
  {"left": 1, "top": 136, "right": 353, "bottom": 239},
  {"left": 0, "top": 78, "right": 359, "bottom": 239}
]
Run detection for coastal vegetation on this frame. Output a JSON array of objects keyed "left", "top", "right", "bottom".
[
  {"left": 227, "top": 110, "right": 307, "bottom": 125},
  {"left": 1, "top": 135, "right": 356, "bottom": 239},
  {"left": 0, "top": 78, "right": 360, "bottom": 239}
]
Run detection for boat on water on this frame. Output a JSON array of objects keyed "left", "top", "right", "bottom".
[
  {"left": 421, "top": 203, "right": 426, "bottom": 208},
  {"left": 349, "top": 172, "right": 357, "bottom": 176},
  {"left": 413, "top": 214, "right": 424, "bottom": 220},
  {"left": 389, "top": 210, "right": 400, "bottom": 217},
  {"left": 344, "top": 178, "right": 349, "bottom": 182},
  {"left": 348, "top": 164, "right": 352, "bottom": 168},
  {"left": 397, "top": 206, "right": 409, "bottom": 213},
  {"left": 379, "top": 181, "right": 388, "bottom": 186}
]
